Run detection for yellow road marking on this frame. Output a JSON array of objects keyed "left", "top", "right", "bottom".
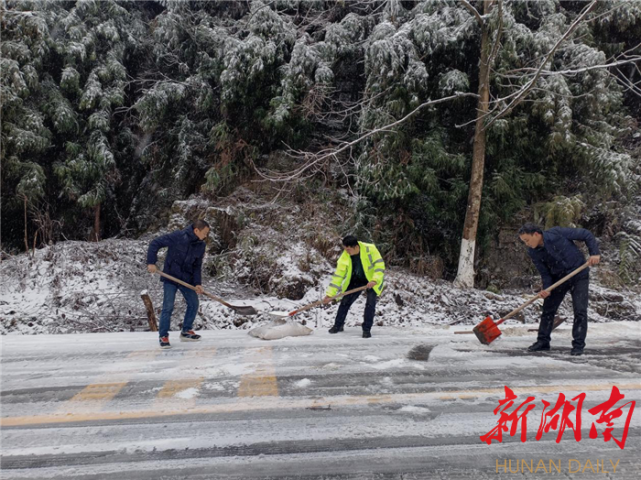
[
  {"left": 4, "top": 382, "right": 639, "bottom": 427},
  {"left": 157, "top": 379, "right": 204, "bottom": 398},
  {"left": 371, "top": 395, "right": 393, "bottom": 404},
  {"left": 190, "top": 346, "right": 218, "bottom": 358},
  {"left": 57, "top": 349, "right": 160, "bottom": 413},
  {"left": 126, "top": 349, "right": 159, "bottom": 359},
  {"left": 153, "top": 347, "right": 216, "bottom": 408},
  {"left": 238, "top": 347, "right": 279, "bottom": 397},
  {"left": 69, "top": 383, "right": 128, "bottom": 402}
]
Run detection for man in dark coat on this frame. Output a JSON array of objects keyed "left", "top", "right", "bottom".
[
  {"left": 147, "top": 220, "right": 210, "bottom": 349},
  {"left": 518, "top": 223, "right": 600, "bottom": 356}
]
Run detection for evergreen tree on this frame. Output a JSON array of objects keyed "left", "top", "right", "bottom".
[
  {"left": 51, "top": 0, "right": 144, "bottom": 241},
  {"left": 1, "top": 0, "right": 638, "bottom": 283},
  {"left": 1, "top": 1, "right": 53, "bottom": 249}
]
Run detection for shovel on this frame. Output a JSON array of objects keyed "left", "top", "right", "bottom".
[
  {"left": 154, "top": 270, "right": 258, "bottom": 316},
  {"left": 269, "top": 284, "right": 371, "bottom": 319},
  {"left": 472, "top": 262, "right": 590, "bottom": 345}
]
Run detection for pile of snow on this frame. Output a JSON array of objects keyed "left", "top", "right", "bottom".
[{"left": 248, "top": 318, "right": 313, "bottom": 340}]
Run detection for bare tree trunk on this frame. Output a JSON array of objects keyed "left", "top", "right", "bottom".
[
  {"left": 141, "top": 292, "right": 158, "bottom": 332},
  {"left": 92, "top": 203, "right": 101, "bottom": 242},
  {"left": 455, "top": 0, "right": 494, "bottom": 289},
  {"left": 32, "top": 230, "right": 38, "bottom": 257},
  {"left": 23, "top": 195, "right": 29, "bottom": 253}
]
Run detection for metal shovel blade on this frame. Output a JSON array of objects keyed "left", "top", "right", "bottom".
[
  {"left": 155, "top": 270, "right": 258, "bottom": 315},
  {"left": 200, "top": 292, "right": 258, "bottom": 316},
  {"left": 473, "top": 316, "right": 502, "bottom": 345},
  {"left": 231, "top": 305, "right": 259, "bottom": 316}
]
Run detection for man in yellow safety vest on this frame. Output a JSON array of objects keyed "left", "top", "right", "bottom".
[{"left": 323, "top": 235, "right": 385, "bottom": 338}]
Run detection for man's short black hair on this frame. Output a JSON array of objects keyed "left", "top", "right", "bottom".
[
  {"left": 518, "top": 223, "right": 543, "bottom": 235},
  {"left": 193, "top": 219, "right": 210, "bottom": 230},
  {"left": 342, "top": 235, "right": 358, "bottom": 248}
]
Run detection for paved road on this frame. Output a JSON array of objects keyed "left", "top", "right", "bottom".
[{"left": 1, "top": 323, "right": 640, "bottom": 479}]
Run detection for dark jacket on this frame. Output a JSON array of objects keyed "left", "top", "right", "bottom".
[
  {"left": 146, "top": 225, "right": 206, "bottom": 286},
  {"left": 527, "top": 227, "right": 599, "bottom": 289}
]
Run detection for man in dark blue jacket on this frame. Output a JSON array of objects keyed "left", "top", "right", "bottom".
[
  {"left": 518, "top": 223, "right": 600, "bottom": 356},
  {"left": 146, "top": 220, "right": 210, "bottom": 349}
]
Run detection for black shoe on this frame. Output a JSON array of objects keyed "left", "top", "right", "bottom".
[
  {"left": 570, "top": 348, "right": 584, "bottom": 356},
  {"left": 362, "top": 331, "right": 372, "bottom": 338},
  {"left": 328, "top": 325, "right": 344, "bottom": 334},
  {"left": 528, "top": 341, "right": 550, "bottom": 352},
  {"left": 180, "top": 330, "right": 201, "bottom": 342},
  {"left": 159, "top": 336, "right": 172, "bottom": 349}
]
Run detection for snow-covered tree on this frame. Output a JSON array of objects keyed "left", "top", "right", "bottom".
[
  {"left": 50, "top": 0, "right": 145, "bottom": 241},
  {"left": 1, "top": 1, "right": 53, "bottom": 249},
  {"left": 1, "top": 0, "right": 639, "bottom": 288}
]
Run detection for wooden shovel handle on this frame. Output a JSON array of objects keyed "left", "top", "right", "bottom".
[
  {"left": 498, "top": 262, "right": 590, "bottom": 325},
  {"left": 154, "top": 270, "right": 231, "bottom": 307},
  {"left": 290, "top": 284, "right": 371, "bottom": 316}
]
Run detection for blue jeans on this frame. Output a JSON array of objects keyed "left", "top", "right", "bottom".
[
  {"left": 158, "top": 282, "right": 199, "bottom": 338},
  {"left": 333, "top": 288, "right": 378, "bottom": 332},
  {"left": 537, "top": 275, "right": 589, "bottom": 349}
]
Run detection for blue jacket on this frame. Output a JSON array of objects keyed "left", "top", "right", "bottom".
[
  {"left": 527, "top": 227, "right": 599, "bottom": 289},
  {"left": 146, "top": 226, "right": 206, "bottom": 286}
]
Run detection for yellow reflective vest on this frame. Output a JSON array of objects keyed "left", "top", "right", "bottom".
[{"left": 326, "top": 241, "right": 385, "bottom": 297}]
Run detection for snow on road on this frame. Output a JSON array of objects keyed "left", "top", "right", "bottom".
[{"left": 1, "top": 322, "right": 640, "bottom": 479}]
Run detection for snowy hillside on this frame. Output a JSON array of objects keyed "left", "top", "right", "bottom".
[{"left": 1, "top": 235, "right": 638, "bottom": 336}]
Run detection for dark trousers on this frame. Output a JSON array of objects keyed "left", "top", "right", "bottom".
[
  {"left": 537, "top": 275, "right": 589, "bottom": 349},
  {"left": 333, "top": 288, "right": 378, "bottom": 332},
  {"left": 159, "top": 282, "right": 199, "bottom": 338}
]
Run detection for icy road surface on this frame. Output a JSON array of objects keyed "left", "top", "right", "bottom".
[{"left": 1, "top": 323, "right": 640, "bottom": 479}]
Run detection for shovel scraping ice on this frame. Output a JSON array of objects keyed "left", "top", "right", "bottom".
[
  {"left": 154, "top": 270, "right": 258, "bottom": 315},
  {"left": 268, "top": 285, "right": 370, "bottom": 320},
  {"left": 472, "top": 262, "right": 590, "bottom": 345}
]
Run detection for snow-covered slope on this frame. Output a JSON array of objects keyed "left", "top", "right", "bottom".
[{"left": 1, "top": 237, "right": 638, "bottom": 336}]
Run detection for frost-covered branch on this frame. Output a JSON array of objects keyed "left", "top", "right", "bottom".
[
  {"left": 254, "top": 92, "right": 479, "bottom": 183},
  {"left": 614, "top": 68, "right": 641, "bottom": 97},
  {"left": 500, "top": 57, "right": 641, "bottom": 77},
  {"left": 478, "top": 49, "right": 641, "bottom": 128},
  {"left": 484, "top": 0, "right": 598, "bottom": 130},
  {"left": 303, "top": 87, "right": 394, "bottom": 135},
  {"left": 487, "top": 0, "right": 503, "bottom": 69},
  {"left": 460, "top": 0, "right": 484, "bottom": 26}
]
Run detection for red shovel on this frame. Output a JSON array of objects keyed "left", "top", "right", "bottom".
[{"left": 472, "top": 262, "right": 591, "bottom": 345}]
